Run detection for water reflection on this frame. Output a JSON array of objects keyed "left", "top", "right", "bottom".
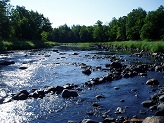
[{"left": 0, "top": 48, "right": 163, "bottom": 122}]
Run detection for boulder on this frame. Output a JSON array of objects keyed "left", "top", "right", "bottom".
[
  {"left": 157, "top": 103, "right": 164, "bottom": 112},
  {"left": 12, "top": 90, "right": 29, "bottom": 100},
  {"left": 82, "top": 69, "right": 91, "bottom": 75},
  {"left": 141, "top": 100, "right": 155, "bottom": 108},
  {"left": 45, "top": 86, "right": 64, "bottom": 94},
  {"left": 142, "top": 116, "right": 164, "bottom": 123},
  {"left": 61, "top": 89, "right": 78, "bottom": 98},
  {"left": 146, "top": 78, "right": 159, "bottom": 85},
  {"left": 159, "top": 95, "right": 164, "bottom": 102},
  {"left": 0, "top": 60, "right": 15, "bottom": 66},
  {"left": 96, "top": 94, "right": 105, "bottom": 99},
  {"left": 19, "top": 66, "right": 28, "bottom": 70},
  {"left": 110, "top": 61, "right": 122, "bottom": 69}
]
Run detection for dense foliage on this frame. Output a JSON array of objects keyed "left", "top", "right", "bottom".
[
  {"left": 0, "top": 0, "right": 52, "bottom": 41},
  {"left": 0, "top": 0, "right": 164, "bottom": 44},
  {"left": 48, "top": 6, "right": 164, "bottom": 42}
]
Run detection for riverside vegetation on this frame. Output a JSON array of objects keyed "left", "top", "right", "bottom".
[{"left": 0, "top": 1, "right": 164, "bottom": 52}]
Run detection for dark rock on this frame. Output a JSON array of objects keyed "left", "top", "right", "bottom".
[
  {"left": 159, "top": 95, "right": 164, "bottom": 102},
  {"left": 146, "top": 78, "right": 159, "bottom": 85},
  {"left": 105, "top": 64, "right": 110, "bottom": 68},
  {"left": 19, "top": 66, "right": 28, "bottom": 70},
  {"left": 155, "top": 110, "right": 164, "bottom": 116},
  {"left": 142, "top": 116, "right": 164, "bottom": 123},
  {"left": 157, "top": 103, "right": 164, "bottom": 112},
  {"left": 110, "top": 61, "right": 122, "bottom": 69},
  {"left": 155, "top": 65, "right": 164, "bottom": 72},
  {"left": 72, "top": 53, "right": 78, "bottom": 55},
  {"left": 141, "top": 100, "right": 155, "bottom": 108},
  {"left": 82, "top": 69, "right": 92, "bottom": 75},
  {"left": 114, "top": 86, "right": 120, "bottom": 90},
  {"left": 45, "top": 86, "right": 64, "bottom": 94},
  {"left": 61, "top": 89, "right": 78, "bottom": 98},
  {"left": 0, "top": 97, "right": 4, "bottom": 104},
  {"left": 120, "top": 99, "right": 125, "bottom": 102},
  {"left": 96, "top": 94, "right": 105, "bottom": 99},
  {"left": 29, "top": 92, "right": 39, "bottom": 99},
  {"left": 92, "top": 102, "right": 100, "bottom": 107},
  {"left": 0, "top": 60, "right": 15, "bottom": 66},
  {"left": 63, "top": 84, "right": 77, "bottom": 90},
  {"left": 115, "top": 107, "right": 125, "bottom": 114},
  {"left": 12, "top": 90, "right": 29, "bottom": 100},
  {"left": 149, "top": 105, "right": 157, "bottom": 110}
]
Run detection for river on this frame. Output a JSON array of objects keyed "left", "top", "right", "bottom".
[{"left": 0, "top": 46, "right": 163, "bottom": 123}]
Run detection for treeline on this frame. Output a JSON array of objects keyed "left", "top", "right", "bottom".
[
  {"left": 48, "top": 6, "right": 164, "bottom": 42},
  {"left": 1, "top": 0, "right": 164, "bottom": 43},
  {"left": 0, "top": 0, "right": 52, "bottom": 41}
]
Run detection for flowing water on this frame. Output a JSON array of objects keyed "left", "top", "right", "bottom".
[{"left": 0, "top": 46, "right": 163, "bottom": 123}]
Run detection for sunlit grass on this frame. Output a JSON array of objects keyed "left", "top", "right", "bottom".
[
  {"left": 0, "top": 40, "right": 164, "bottom": 53},
  {"left": 61, "top": 41, "right": 164, "bottom": 53},
  {"left": 0, "top": 41, "right": 59, "bottom": 51}
]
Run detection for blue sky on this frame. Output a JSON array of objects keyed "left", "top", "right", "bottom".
[{"left": 10, "top": 0, "right": 164, "bottom": 28}]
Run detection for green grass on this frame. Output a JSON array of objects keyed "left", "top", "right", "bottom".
[
  {"left": 0, "top": 40, "right": 164, "bottom": 53},
  {"left": 59, "top": 41, "right": 164, "bottom": 53},
  {"left": 0, "top": 40, "right": 59, "bottom": 51}
]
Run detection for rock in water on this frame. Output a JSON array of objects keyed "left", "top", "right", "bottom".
[
  {"left": 146, "top": 78, "right": 159, "bottom": 85},
  {"left": 141, "top": 100, "right": 155, "bottom": 108},
  {"left": 82, "top": 69, "right": 91, "bottom": 75},
  {"left": 61, "top": 89, "right": 78, "bottom": 98}
]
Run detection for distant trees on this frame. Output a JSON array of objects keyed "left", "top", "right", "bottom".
[
  {"left": 0, "top": 0, "right": 164, "bottom": 43},
  {"left": 49, "top": 6, "right": 164, "bottom": 43}
]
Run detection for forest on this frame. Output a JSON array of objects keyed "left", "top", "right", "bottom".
[{"left": 0, "top": 0, "right": 164, "bottom": 44}]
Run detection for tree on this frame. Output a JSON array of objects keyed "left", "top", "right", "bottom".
[
  {"left": 10, "top": 6, "right": 52, "bottom": 40},
  {"left": 141, "top": 5, "right": 164, "bottom": 40},
  {"left": 93, "top": 20, "right": 104, "bottom": 42},
  {"left": 108, "top": 17, "right": 118, "bottom": 41},
  {"left": 126, "top": 8, "right": 147, "bottom": 40},
  {"left": 0, "top": 0, "right": 10, "bottom": 40},
  {"left": 116, "top": 16, "right": 127, "bottom": 41}
]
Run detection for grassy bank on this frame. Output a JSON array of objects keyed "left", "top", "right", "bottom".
[
  {"left": 0, "top": 40, "right": 164, "bottom": 53},
  {"left": 0, "top": 40, "right": 59, "bottom": 51},
  {"left": 63, "top": 41, "right": 164, "bottom": 53},
  {"left": 104, "top": 41, "right": 164, "bottom": 53}
]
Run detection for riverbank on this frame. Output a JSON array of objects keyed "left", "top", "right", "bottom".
[
  {"left": 1, "top": 40, "right": 164, "bottom": 53},
  {"left": 62, "top": 41, "right": 164, "bottom": 53},
  {"left": 0, "top": 40, "right": 59, "bottom": 51}
]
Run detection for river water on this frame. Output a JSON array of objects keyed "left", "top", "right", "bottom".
[{"left": 0, "top": 46, "right": 163, "bottom": 123}]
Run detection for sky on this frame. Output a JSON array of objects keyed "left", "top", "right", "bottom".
[{"left": 10, "top": 0, "right": 164, "bottom": 28}]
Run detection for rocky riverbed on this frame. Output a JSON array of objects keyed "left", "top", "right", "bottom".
[{"left": 0, "top": 46, "right": 163, "bottom": 123}]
